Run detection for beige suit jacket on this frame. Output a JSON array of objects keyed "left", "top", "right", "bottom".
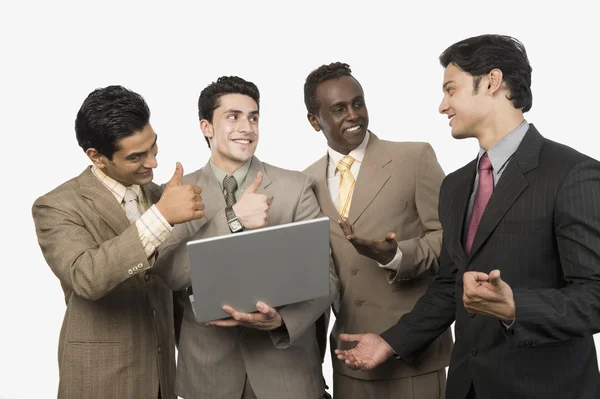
[
  {"left": 154, "top": 157, "right": 339, "bottom": 399},
  {"left": 32, "top": 167, "right": 177, "bottom": 399},
  {"left": 304, "top": 133, "right": 453, "bottom": 380}
]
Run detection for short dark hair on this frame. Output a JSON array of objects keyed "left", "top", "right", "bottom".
[
  {"left": 75, "top": 85, "right": 150, "bottom": 160},
  {"left": 198, "top": 76, "right": 260, "bottom": 147},
  {"left": 304, "top": 62, "right": 354, "bottom": 115},
  {"left": 439, "top": 34, "right": 533, "bottom": 112}
]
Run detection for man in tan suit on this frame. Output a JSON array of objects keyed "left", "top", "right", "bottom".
[
  {"left": 303, "top": 62, "right": 453, "bottom": 398},
  {"left": 153, "top": 76, "right": 339, "bottom": 399},
  {"left": 32, "top": 85, "right": 205, "bottom": 399}
]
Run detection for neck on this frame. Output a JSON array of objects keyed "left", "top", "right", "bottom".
[
  {"left": 476, "top": 108, "right": 525, "bottom": 150},
  {"left": 211, "top": 153, "right": 246, "bottom": 175}
]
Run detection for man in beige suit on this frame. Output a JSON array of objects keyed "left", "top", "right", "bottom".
[
  {"left": 153, "top": 76, "right": 339, "bottom": 399},
  {"left": 303, "top": 62, "right": 453, "bottom": 398},
  {"left": 32, "top": 86, "right": 205, "bottom": 399}
]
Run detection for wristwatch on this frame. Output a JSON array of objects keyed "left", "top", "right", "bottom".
[{"left": 225, "top": 206, "right": 244, "bottom": 233}]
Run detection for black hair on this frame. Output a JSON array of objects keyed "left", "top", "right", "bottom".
[
  {"left": 304, "top": 62, "right": 354, "bottom": 115},
  {"left": 439, "top": 34, "right": 533, "bottom": 112},
  {"left": 75, "top": 85, "right": 150, "bottom": 160}
]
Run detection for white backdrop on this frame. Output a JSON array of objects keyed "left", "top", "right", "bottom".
[{"left": 1, "top": 1, "right": 599, "bottom": 398}]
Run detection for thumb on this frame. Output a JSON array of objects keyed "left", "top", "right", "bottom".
[
  {"left": 339, "top": 333, "right": 363, "bottom": 343},
  {"left": 489, "top": 269, "right": 502, "bottom": 286},
  {"left": 166, "top": 162, "right": 183, "bottom": 188},
  {"left": 245, "top": 171, "right": 263, "bottom": 194},
  {"left": 384, "top": 232, "right": 396, "bottom": 243}
]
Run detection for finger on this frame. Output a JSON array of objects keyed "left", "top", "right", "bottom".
[
  {"left": 246, "top": 172, "right": 263, "bottom": 194},
  {"left": 192, "top": 185, "right": 203, "bottom": 195},
  {"left": 489, "top": 269, "right": 502, "bottom": 286},
  {"left": 338, "top": 333, "right": 363, "bottom": 343},
  {"left": 196, "top": 201, "right": 205, "bottom": 211},
  {"left": 384, "top": 232, "right": 397, "bottom": 243},
  {"left": 223, "top": 306, "right": 252, "bottom": 323},
  {"left": 166, "top": 162, "right": 183, "bottom": 188},
  {"left": 205, "top": 318, "right": 240, "bottom": 327},
  {"left": 348, "top": 236, "right": 372, "bottom": 248},
  {"left": 338, "top": 219, "right": 353, "bottom": 237},
  {"left": 256, "top": 302, "right": 277, "bottom": 318},
  {"left": 193, "top": 210, "right": 205, "bottom": 220},
  {"left": 266, "top": 196, "right": 272, "bottom": 206}
]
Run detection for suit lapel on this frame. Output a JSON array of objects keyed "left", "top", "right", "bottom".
[
  {"left": 311, "top": 155, "right": 340, "bottom": 221},
  {"left": 78, "top": 167, "right": 130, "bottom": 235},
  {"left": 141, "top": 182, "right": 162, "bottom": 205},
  {"left": 348, "top": 133, "right": 391, "bottom": 224},
  {"left": 468, "top": 125, "right": 542, "bottom": 258},
  {"left": 446, "top": 161, "right": 477, "bottom": 264},
  {"left": 242, "top": 156, "right": 272, "bottom": 195},
  {"left": 197, "top": 161, "right": 228, "bottom": 220}
]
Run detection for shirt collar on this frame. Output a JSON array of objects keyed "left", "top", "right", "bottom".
[
  {"left": 478, "top": 119, "right": 529, "bottom": 172},
  {"left": 91, "top": 165, "right": 142, "bottom": 203},
  {"left": 210, "top": 159, "right": 252, "bottom": 192},
  {"left": 327, "top": 131, "right": 370, "bottom": 174}
]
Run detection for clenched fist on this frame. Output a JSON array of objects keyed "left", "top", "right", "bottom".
[{"left": 156, "top": 162, "right": 205, "bottom": 224}]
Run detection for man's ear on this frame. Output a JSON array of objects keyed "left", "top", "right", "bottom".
[
  {"left": 85, "top": 148, "right": 108, "bottom": 168},
  {"left": 307, "top": 113, "right": 322, "bottom": 132},
  {"left": 486, "top": 68, "right": 504, "bottom": 94},
  {"left": 200, "top": 119, "right": 213, "bottom": 141}
]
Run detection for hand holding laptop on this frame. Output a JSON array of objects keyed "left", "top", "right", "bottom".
[{"left": 205, "top": 301, "right": 283, "bottom": 330}]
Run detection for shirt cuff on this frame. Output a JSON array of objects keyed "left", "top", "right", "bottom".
[
  {"left": 378, "top": 247, "right": 403, "bottom": 270},
  {"left": 501, "top": 319, "right": 515, "bottom": 329},
  {"left": 135, "top": 204, "right": 174, "bottom": 258}
]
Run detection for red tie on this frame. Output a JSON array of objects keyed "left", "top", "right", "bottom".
[{"left": 464, "top": 154, "right": 493, "bottom": 255}]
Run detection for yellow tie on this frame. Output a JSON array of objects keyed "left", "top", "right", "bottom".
[{"left": 337, "top": 155, "right": 356, "bottom": 218}]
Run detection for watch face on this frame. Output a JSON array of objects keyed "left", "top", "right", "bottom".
[{"left": 229, "top": 219, "right": 243, "bottom": 232}]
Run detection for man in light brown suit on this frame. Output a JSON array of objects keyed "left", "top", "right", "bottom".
[
  {"left": 303, "top": 63, "right": 453, "bottom": 398},
  {"left": 153, "top": 76, "right": 339, "bottom": 399},
  {"left": 32, "top": 86, "right": 205, "bottom": 398}
]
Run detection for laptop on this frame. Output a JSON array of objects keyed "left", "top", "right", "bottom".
[{"left": 186, "top": 216, "right": 331, "bottom": 323}]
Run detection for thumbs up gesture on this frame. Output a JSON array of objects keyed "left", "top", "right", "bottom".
[
  {"left": 156, "top": 162, "right": 205, "bottom": 225},
  {"left": 462, "top": 269, "right": 515, "bottom": 323},
  {"left": 231, "top": 172, "right": 270, "bottom": 230}
]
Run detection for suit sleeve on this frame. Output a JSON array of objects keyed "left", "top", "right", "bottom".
[
  {"left": 153, "top": 210, "right": 230, "bottom": 291},
  {"left": 380, "top": 178, "right": 457, "bottom": 365},
  {"left": 386, "top": 143, "right": 445, "bottom": 283},
  {"left": 32, "top": 197, "right": 150, "bottom": 301},
  {"left": 270, "top": 174, "right": 340, "bottom": 349},
  {"left": 510, "top": 159, "right": 600, "bottom": 345}
]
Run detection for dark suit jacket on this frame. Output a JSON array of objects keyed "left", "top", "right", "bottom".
[
  {"left": 32, "top": 167, "right": 177, "bottom": 399},
  {"left": 381, "top": 125, "right": 600, "bottom": 399}
]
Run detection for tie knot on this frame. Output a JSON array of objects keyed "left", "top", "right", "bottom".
[
  {"left": 479, "top": 154, "right": 493, "bottom": 171},
  {"left": 337, "top": 155, "right": 355, "bottom": 174},
  {"left": 223, "top": 175, "right": 238, "bottom": 193},
  {"left": 123, "top": 188, "right": 138, "bottom": 203}
]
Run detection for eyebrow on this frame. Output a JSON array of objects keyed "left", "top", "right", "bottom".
[
  {"left": 443, "top": 80, "right": 456, "bottom": 90},
  {"left": 126, "top": 134, "right": 158, "bottom": 159},
  {"left": 224, "top": 109, "right": 260, "bottom": 116}
]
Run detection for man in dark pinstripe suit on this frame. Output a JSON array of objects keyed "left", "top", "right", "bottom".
[{"left": 334, "top": 34, "right": 600, "bottom": 399}]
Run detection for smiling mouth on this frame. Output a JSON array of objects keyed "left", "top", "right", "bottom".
[
  {"left": 231, "top": 138, "right": 253, "bottom": 144},
  {"left": 343, "top": 125, "right": 362, "bottom": 133}
]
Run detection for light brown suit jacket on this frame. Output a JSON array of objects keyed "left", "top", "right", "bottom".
[
  {"left": 154, "top": 157, "right": 339, "bottom": 399},
  {"left": 304, "top": 133, "right": 453, "bottom": 381},
  {"left": 32, "top": 167, "right": 177, "bottom": 399}
]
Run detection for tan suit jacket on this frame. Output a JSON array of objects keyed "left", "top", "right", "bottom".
[
  {"left": 304, "top": 133, "right": 453, "bottom": 381},
  {"left": 154, "top": 157, "right": 339, "bottom": 399},
  {"left": 32, "top": 167, "right": 177, "bottom": 399}
]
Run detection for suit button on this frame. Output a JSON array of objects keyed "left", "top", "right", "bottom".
[
  {"left": 467, "top": 312, "right": 476, "bottom": 318},
  {"left": 157, "top": 346, "right": 161, "bottom": 354},
  {"left": 240, "top": 332, "right": 247, "bottom": 339},
  {"left": 354, "top": 300, "right": 364, "bottom": 307},
  {"left": 469, "top": 348, "right": 477, "bottom": 356},
  {"left": 144, "top": 274, "right": 151, "bottom": 281},
  {"left": 151, "top": 309, "right": 157, "bottom": 317},
  {"left": 350, "top": 269, "right": 358, "bottom": 275},
  {"left": 127, "top": 269, "right": 133, "bottom": 275}
]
